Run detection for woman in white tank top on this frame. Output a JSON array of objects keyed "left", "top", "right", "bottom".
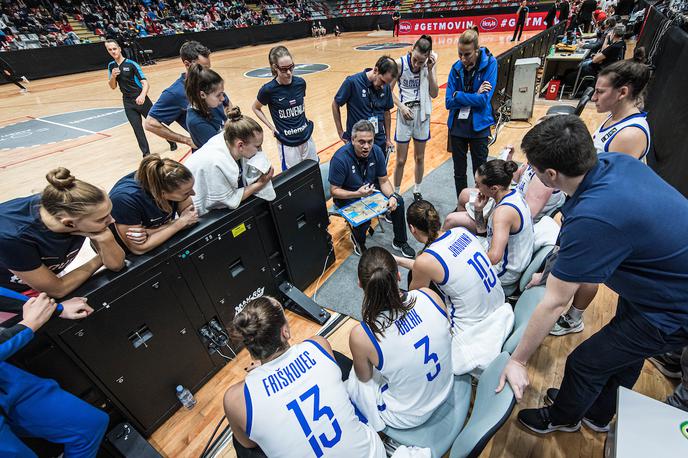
[
  {"left": 591, "top": 58, "right": 652, "bottom": 160},
  {"left": 224, "top": 296, "right": 385, "bottom": 458},
  {"left": 347, "top": 246, "right": 453, "bottom": 431},
  {"left": 396, "top": 200, "right": 514, "bottom": 376}
]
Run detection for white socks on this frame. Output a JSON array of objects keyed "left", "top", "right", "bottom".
[{"left": 566, "top": 305, "right": 585, "bottom": 321}]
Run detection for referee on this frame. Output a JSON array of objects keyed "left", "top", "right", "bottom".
[{"left": 105, "top": 39, "right": 177, "bottom": 156}]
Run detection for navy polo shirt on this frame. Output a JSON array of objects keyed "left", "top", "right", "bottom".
[
  {"left": 186, "top": 106, "right": 227, "bottom": 149},
  {"left": 334, "top": 69, "right": 393, "bottom": 143},
  {"left": 552, "top": 153, "right": 688, "bottom": 333},
  {"left": 328, "top": 143, "right": 387, "bottom": 207},
  {"left": 148, "top": 73, "right": 229, "bottom": 130},
  {"left": 109, "top": 172, "right": 179, "bottom": 228},
  {"left": 257, "top": 76, "right": 314, "bottom": 147},
  {"left": 0, "top": 195, "right": 85, "bottom": 292}
]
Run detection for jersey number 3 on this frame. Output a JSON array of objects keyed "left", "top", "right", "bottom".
[
  {"left": 414, "top": 335, "right": 441, "bottom": 382},
  {"left": 286, "top": 384, "right": 342, "bottom": 457}
]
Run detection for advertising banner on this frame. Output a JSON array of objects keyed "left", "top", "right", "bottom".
[{"left": 398, "top": 13, "right": 549, "bottom": 35}]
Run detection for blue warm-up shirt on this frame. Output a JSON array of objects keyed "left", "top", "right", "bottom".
[
  {"left": 257, "top": 76, "right": 314, "bottom": 147},
  {"left": 186, "top": 106, "right": 227, "bottom": 149},
  {"left": 328, "top": 143, "right": 388, "bottom": 207}
]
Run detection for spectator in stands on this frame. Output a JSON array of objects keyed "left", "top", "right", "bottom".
[
  {"left": 328, "top": 120, "right": 414, "bottom": 258},
  {"left": 109, "top": 155, "right": 198, "bottom": 254},
  {"left": 446, "top": 29, "right": 497, "bottom": 201},
  {"left": 392, "top": 7, "right": 401, "bottom": 37},
  {"left": 580, "top": 17, "right": 615, "bottom": 53},
  {"left": 333, "top": 55, "right": 398, "bottom": 156},
  {"left": 578, "top": 0, "right": 596, "bottom": 32},
  {"left": 498, "top": 114, "right": 688, "bottom": 438},
  {"left": 545, "top": 0, "right": 560, "bottom": 29},
  {"left": 185, "top": 107, "right": 274, "bottom": 215},
  {"left": 185, "top": 64, "right": 228, "bottom": 149},
  {"left": 573, "top": 24, "right": 626, "bottom": 93},
  {"left": 511, "top": 0, "right": 529, "bottom": 42},
  {"left": 559, "top": 0, "right": 571, "bottom": 28}
]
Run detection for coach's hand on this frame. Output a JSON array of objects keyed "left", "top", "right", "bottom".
[
  {"left": 135, "top": 94, "right": 145, "bottom": 105},
  {"left": 357, "top": 183, "right": 375, "bottom": 198},
  {"left": 496, "top": 357, "right": 529, "bottom": 402},
  {"left": 20, "top": 293, "right": 57, "bottom": 332},
  {"left": 60, "top": 297, "right": 94, "bottom": 320},
  {"left": 387, "top": 195, "right": 398, "bottom": 212},
  {"left": 478, "top": 81, "right": 492, "bottom": 94},
  {"left": 182, "top": 136, "right": 198, "bottom": 150},
  {"left": 337, "top": 128, "right": 347, "bottom": 143},
  {"left": 399, "top": 104, "right": 414, "bottom": 120}
]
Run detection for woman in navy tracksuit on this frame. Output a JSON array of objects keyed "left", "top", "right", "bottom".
[
  {"left": 445, "top": 29, "right": 498, "bottom": 202},
  {"left": 0, "top": 289, "right": 108, "bottom": 457}
]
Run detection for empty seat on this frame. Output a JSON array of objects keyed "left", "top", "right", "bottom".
[{"left": 546, "top": 86, "right": 594, "bottom": 116}]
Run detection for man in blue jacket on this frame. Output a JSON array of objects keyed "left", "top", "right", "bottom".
[{"left": 445, "top": 29, "right": 498, "bottom": 201}]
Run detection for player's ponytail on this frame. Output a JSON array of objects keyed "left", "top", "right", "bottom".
[
  {"left": 598, "top": 59, "right": 650, "bottom": 105},
  {"left": 358, "top": 247, "right": 414, "bottom": 336},
  {"left": 223, "top": 106, "right": 263, "bottom": 146},
  {"left": 185, "top": 63, "right": 223, "bottom": 118},
  {"left": 268, "top": 45, "right": 293, "bottom": 77},
  {"left": 413, "top": 35, "right": 433, "bottom": 55},
  {"left": 232, "top": 296, "right": 288, "bottom": 360},
  {"left": 136, "top": 155, "right": 193, "bottom": 213},
  {"left": 476, "top": 159, "right": 519, "bottom": 189},
  {"left": 407, "top": 200, "right": 441, "bottom": 251},
  {"left": 42, "top": 167, "right": 107, "bottom": 218}
]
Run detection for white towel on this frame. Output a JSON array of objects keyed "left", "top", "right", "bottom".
[
  {"left": 391, "top": 445, "right": 432, "bottom": 458},
  {"left": 451, "top": 302, "right": 515, "bottom": 377},
  {"left": 419, "top": 51, "right": 437, "bottom": 123},
  {"left": 242, "top": 150, "right": 276, "bottom": 201},
  {"left": 533, "top": 215, "right": 560, "bottom": 250}
]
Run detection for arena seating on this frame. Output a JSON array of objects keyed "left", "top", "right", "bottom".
[
  {"left": 411, "top": 0, "right": 519, "bottom": 13},
  {"left": 336, "top": 0, "right": 400, "bottom": 17}
]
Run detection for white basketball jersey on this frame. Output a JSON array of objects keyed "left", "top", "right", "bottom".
[
  {"left": 425, "top": 228, "right": 506, "bottom": 332},
  {"left": 244, "top": 340, "right": 383, "bottom": 458},
  {"left": 515, "top": 164, "right": 565, "bottom": 220},
  {"left": 398, "top": 54, "right": 421, "bottom": 103},
  {"left": 487, "top": 190, "right": 534, "bottom": 287},
  {"left": 362, "top": 289, "right": 453, "bottom": 424},
  {"left": 592, "top": 112, "right": 651, "bottom": 159}
]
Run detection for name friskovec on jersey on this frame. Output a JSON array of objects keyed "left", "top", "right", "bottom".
[{"left": 260, "top": 349, "right": 319, "bottom": 397}]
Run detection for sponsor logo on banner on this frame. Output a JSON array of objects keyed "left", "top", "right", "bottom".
[
  {"left": 398, "top": 12, "right": 548, "bottom": 35},
  {"left": 481, "top": 17, "right": 498, "bottom": 31}
]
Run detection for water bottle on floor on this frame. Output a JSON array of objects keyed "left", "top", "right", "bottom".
[{"left": 176, "top": 385, "right": 196, "bottom": 409}]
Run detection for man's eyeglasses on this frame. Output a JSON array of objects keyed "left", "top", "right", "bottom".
[{"left": 277, "top": 64, "right": 295, "bottom": 73}]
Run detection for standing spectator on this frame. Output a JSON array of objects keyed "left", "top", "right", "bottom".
[
  {"left": 559, "top": 0, "right": 571, "bottom": 27},
  {"left": 579, "top": 0, "right": 597, "bottom": 32},
  {"left": 511, "top": 0, "right": 529, "bottom": 42},
  {"left": 545, "top": 0, "right": 560, "bottom": 29},
  {"left": 445, "top": 29, "right": 497, "bottom": 201},
  {"left": 392, "top": 7, "right": 401, "bottom": 37}
]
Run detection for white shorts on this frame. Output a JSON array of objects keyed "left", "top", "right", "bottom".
[
  {"left": 277, "top": 137, "right": 318, "bottom": 171},
  {"left": 394, "top": 105, "right": 431, "bottom": 143}
]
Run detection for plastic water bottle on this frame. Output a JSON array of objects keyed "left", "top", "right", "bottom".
[{"left": 176, "top": 385, "right": 196, "bottom": 410}]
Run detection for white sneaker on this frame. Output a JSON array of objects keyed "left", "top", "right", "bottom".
[
  {"left": 550, "top": 313, "right": 584, "bottom": 336},
  {"left": 21, "top": 76, "right": 30, "bottom": 84},
  {"left": 19, "top": 88, "right": 28, "bottom": 94}
]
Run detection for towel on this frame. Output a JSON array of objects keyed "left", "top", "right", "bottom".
[
  {"left": 242, "top": 151, "right": 276, "bottom": 201},
  {"left": 391, "top": 446, "right": 432, "bottom": 458},
  {"left": 419, "top": 51, "right": 437, "bottom": 123},
  {"left": 533, "top": 215, "right": 560, "bottom": 250}
]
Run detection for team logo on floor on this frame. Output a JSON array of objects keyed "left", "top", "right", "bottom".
[
  {"left": 355, "top": 42, "right": 412, "bottom": 51},
  {"left": 0, "top": 108, "right": 127, "bottom": 150},
  {"left": 244, "top": 63, "right": 329, "bottom": 78}
]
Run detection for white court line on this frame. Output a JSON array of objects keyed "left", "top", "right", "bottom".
[{"left": 33, "top": 117, "right": 98, "bottom": 134}]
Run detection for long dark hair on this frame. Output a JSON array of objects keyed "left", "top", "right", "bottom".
[
  {"left": 358, "top": 247, "right": 414, "bottom": 337},
  {"left": 476, "top": 159, "right": 519, "bottom": 189},
  {"left": 407, "top": 200, "right": 441, "bottom": 251},
  {"left": 185, "top": 63, "right": 223, "bottom": 118},
  {"left": 231, "top": 296, "right": 288, "bottom": 361}
]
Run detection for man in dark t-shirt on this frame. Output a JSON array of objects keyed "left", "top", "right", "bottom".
[
  {"left": 511, "top": 0, "right": 529, "bottom": 42},
  {"left": 392, "top": 9, "right": 401, "bottom": 37},
  {"left": 574, "top": 24, "right": 626, "bottom": 91}
]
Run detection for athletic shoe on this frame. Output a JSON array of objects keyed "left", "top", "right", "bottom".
[
  {"left": 21, "top": 76, "right": 29, "bottom": 84},
  {"left": 543, "top": 388, "right": 611, "bottom": 432},
  {"left": 169, "top": 142, "right": 178, "bottom": 151},
  {"left": 19, "top": 88, "right": 28, "bottom": 94},
  {"left": 648, "top": 354, "right": 682, "bottom": 379},
  {"left": 413, "top": 192, "right": 423, "bottom": 202},
  {"left": 518, "top": 407, "right": 581, "bottom": 434},
  {"left": 383, "top": 212, "right": 393, "bottom": 224},
  {"left": 549, "top": 313, "right": 584, "bottom": 336},
  {"left": 350, "top": 233, "right": 365, "bottom": 256},
  {"left": 392, "top": 241, "right": 415, "bottom": 259}
]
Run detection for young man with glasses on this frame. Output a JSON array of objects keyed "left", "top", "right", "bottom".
[{"left": 252, "top": 46, "right": 317, "bottom": 170}]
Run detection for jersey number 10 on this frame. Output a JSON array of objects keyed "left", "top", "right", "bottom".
[{"left": 467, "top": 251, "right": 498, "bottom": 293}]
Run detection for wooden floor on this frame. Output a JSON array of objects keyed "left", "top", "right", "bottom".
[{"left": 0, "top": 31, "right": 675, "bottom": 458}]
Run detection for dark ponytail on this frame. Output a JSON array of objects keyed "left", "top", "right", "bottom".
[
  {"left": 413, "top": 34, "right": 432, "bottom": 54},
  {"left": 358, "top": 247, "right": 414, "bottom": 336},
  {"left": 598, "top": 58, "right": 650, "bottom": 102},
  {"left": 231, "top": 296, "right": 288, "bottom": 361},
  {"left": 407, "top": 200, "right": 441, "bottom": 251},
  {"left": 476, "top": 159, "right": 519, "bottom": 189},
  {"left": 184, "top": 63, "right": 223, "bottom": 118}
]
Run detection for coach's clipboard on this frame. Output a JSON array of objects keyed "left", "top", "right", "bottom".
[{"left": 336, "top": 192, "right": 389, "bottom": 227}]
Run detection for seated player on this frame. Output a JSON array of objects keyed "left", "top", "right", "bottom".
[
  {"left": 347, "top": 246, "right": 453, "bottom": 431},
  {"left": 591, "top": 57, "right": 651, "bottom": 160},
  {"left": 0, "top": 168, "right": 125, "bottom": 298},
  {"left": 444, "top": 160, "right": 534, "bottom": 296},
  {"left": 223, "top": 296, "right": 386, "bottom": 458},
  {"left": 397, "top": 200, "right": 513, "bottom": 375},
  {"left": 328, "top": 120, "right": 414, "bottom": 258},
  {"left": 185, "top": 64, "right": 228, "bottom": 149},
  {"left": 185, "top": 107, "right": 274, "bottom": 216},
  {"left": 0, "top": 291, "right": 108, "bottom": 457},
  {"left": 513, "top": 162, "right": 566, "bottom": 222},
  {"left": 109, "top": 155, "right": 199, "bottom": 255}
]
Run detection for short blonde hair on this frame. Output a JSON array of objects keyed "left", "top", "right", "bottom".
[{"left": 459, "top": 29, "right": 479, "bottom": 50}]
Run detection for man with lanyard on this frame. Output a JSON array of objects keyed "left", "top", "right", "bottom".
[
  {"left": 332, "top": 56, "right": 397, "bottom": 159},
  {"left": 0, "top": 289, "right": 108, "bottom": 456},
  {"left": 106, "top": 39, "right": 176, "bottom": 157},
  {"left": 496, "top": 115, "right": 688, "bottom": 436},
  {"left": 445, "top": 29, "right": 497, "bottom": 203},
  {"left": 144, "top": 40, "right": 231, "bottom": 151},
  {"left": 328, "top": 120, "right": 414, "bottom": 259}
]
